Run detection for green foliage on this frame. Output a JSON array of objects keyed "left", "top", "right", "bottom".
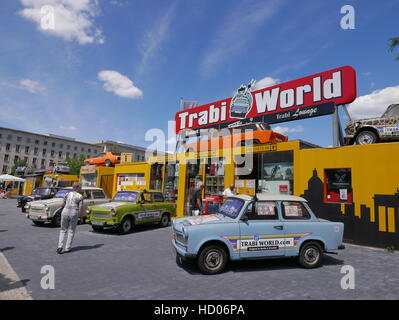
[
  {"left": 11, "top": 159, "right": 27, "bottom": 175},
  {"left": 388, "top": 36, "right": 399, "bottom": 60},
  {"left": 65, "top": 155, "right": 86, "bottom": 175},
  {"left": 385, "top": 246, "right": 395, "bottom": 253}
]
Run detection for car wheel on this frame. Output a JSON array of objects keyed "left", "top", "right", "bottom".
[
  {"left": 159, "top": 213, "right": 170, "bottom": 227},
  {"left": 51, "top": 211, "right": 61, "bottom": 227},
  {"left": 91, "top": 225, "right": 104, "bottom": 232},
  {"left": 117, "top": 216, "right": 133, "bottom": 235},
  {"left": 355, "top": 130, "right": 378, "bottom": 145},
  {"left": 32, "top": 221, "right": 45, "bottom": 226},
  {"left": 105, "top": 160, "right": 112, "bottom": 167},
  {"left": 197, "top": 244, "right": 228, "bottom": 274},
  {"left": 298, "top": 241, "right": 323, "bottom": 268}
]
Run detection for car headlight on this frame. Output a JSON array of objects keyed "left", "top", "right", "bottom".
[
  {"left": 86, "top": 208, "right": 91, "bottom": 215},
  {"left": 111, "top": 208, "right": 116, "bottom": 216},
  {"left": 24, "top": 204, "right": 30, "bottom": 209},
  {"left": 44, "top": 205, "right": 50, "bottom": 211}
]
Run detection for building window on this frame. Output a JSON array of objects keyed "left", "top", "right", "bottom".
[
  {"left": 15, "top": 145, "right": 20, "bottom": 153},
  {"left": 7, "top": 135, "right": 12, "bottom": 140},
  {"left": 59, "top": 151, "right": 62, "bottom": 158},
  {"left": 4, "top": 154, "right": 9, "bottom": 163},
  {"left": 73, "top": 153, "right": 77, "bottom": 158},
  {"left": 81, "top": 147, "right": 84, "bottom": 152},
  {"left": 42, "top": 149, "right": 47, "bottom": 156},
  {"left": 26, "top": 138, "right": 31, "bottom": 143},
  {"left": 88, "top": 148, "right": 91, "bottom": 153},
  {"left": 52, "top": 142, "right": 56, "bottom": 147},
  {"left": 59, "top": 143, "right": 63, "bottom": 148},
  {"left": 51, "top": 150, "right": 55, "bottom": 157},
  {"left": 35, "top": 139, "right": 39, "bottom": 145},
  {"left": 24, "top": 157, "right": 28, "bottom": 164},
  {"left": 67, "top": 145, "right": 71, "bottom": 150},
  {"left": 41, "top": 159, "right": 45, "bottom": 168},
  {"left": 2, "top": 165, "right": 8, "bottom": 173},
  {"left": 6, "top": 143, "right": 11, "bottom": 151},
  {"left": 74, "top": 146, "right": 77, "bottom": 151},
  {"left": 17, "top": 136, "right": 22, "bottom": 142},
  {"left": 324, "top": 168, "right": 353, "bottom": 204},
  {"left": 34, "top": 147, "right": 38, "bottom": 155},
  {"left": 0, "top": 134, "right": 2, "bottom": 139},
  {"left": 14, "top": 155, "right": 19, "bottom": 163},
  {"left": 66, "top": 152, "right": 70, "bottom": 158},
  {"left": 44, "top": 141, "right": 48, "bottom": 146},
  {"left": 25, "top": 146, "right": 30, "bottom": 154}
]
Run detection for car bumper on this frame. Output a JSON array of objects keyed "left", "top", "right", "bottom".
[
  {"left": 338, "top": 244, "right": 345, "bottom": 250},
  {"left": 26, "top": 213, "right": 49, "bottom": 222},
  {"left": 171, "top": 239, "right": 196, "bottom": 259},
  {"left": 88, "top": 219, "right": 119, "bottom": 227}
]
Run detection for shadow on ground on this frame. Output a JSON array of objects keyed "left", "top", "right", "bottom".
[
  {"left": 70, "top": 244, "right": 104, "bottom": 252},
  {"left": 175, "top": 254, "right": 344, "bottom": 275},
  {"left": 0, "top": 273, "right": 30, "bottom": 294}
]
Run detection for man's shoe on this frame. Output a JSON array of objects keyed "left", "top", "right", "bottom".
[
  {"left": 57, "top": 247, "right": 63, "bottom": 254},
  {"left": 64, "top": 249, "right": 71, "bottom": 254}
]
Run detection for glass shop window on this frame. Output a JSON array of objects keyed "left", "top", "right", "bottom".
[
  {"left": 150, "top": 163, "right": 164, "bottom": 191},
  {"left": 164, "top": 162, "right": 179, "bottom": 202},
  {"left": 184, "top": 160, "right": 203, "bottom": 216},
  {"left": 204, "top": 157, "right": 225, "bottom": 197},
  {"left": 324, "top": 168, "right": 353, "bottom": 204}
]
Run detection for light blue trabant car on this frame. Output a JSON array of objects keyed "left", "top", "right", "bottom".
[{"left": 172, "top": 194, "right": 345, "bottom": 274}]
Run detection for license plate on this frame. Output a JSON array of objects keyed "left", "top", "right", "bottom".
[{"left": 92, "top": 220, "right": 104, "bottom": 226}]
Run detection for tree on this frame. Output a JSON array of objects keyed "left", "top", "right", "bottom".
[
  {"left": 65, "top": 155, "right": 86, "bottom": 175},
  {"left": 388, "top": 36, "right": 399, "bottom": 60},
  {"left": 11, "top": 159, "right": 27, "bottom": 175}
]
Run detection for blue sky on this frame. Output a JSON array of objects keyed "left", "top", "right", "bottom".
[{"left": 0, "top": 0, "right": 398, "bottom": 151}]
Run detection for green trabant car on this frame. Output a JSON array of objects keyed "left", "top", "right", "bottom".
[{"left": 86, "top": 190, "right": 176, "bottom": 234}]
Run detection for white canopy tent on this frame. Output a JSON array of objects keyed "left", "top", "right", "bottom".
[
  {"left": 0, "top": 174, "right": 26, "bottom": 196},
  {"left": 0, "top": 174, "right": 26, "bottom": 182}
]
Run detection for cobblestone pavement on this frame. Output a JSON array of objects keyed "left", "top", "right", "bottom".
[{"left": 1, "top": 199, "right": 399, "bottom": 300}]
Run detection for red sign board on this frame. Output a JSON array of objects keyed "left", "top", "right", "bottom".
[{"left": 175, "top": 66, "right": 356, "bottom": 133}]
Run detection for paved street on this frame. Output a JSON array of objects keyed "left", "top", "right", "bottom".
[{"left": 1, "top": 198, "right": 399, "bottom": 300}]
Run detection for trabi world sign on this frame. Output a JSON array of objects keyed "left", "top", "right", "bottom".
[{"left": 175, "top": 66, "right": 356, "bottom": 133}]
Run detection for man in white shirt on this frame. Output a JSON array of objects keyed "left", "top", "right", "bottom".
[
  {"left": 57, "top": 182, "right": 84, "bottom": 254},
  {"left": 223, "top": 184, "right": 236, "bottom": 200}
]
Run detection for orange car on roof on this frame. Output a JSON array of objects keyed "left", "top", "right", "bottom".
[
  {"left": 184, "top": 122, "right": 288, "bottom": 152},
  {"left": 84, "top": 152, "right": 121, "bottom": 167}
]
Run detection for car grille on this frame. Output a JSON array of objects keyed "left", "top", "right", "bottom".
[
  {"left": 30, "top": 207, "right": 45, "bottom": 214},
  {"left": 92, "top": 213, "right": 110, "bottom": 219}
]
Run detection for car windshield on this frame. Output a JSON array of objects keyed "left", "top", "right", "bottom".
[
  {"left": 382, "top": 105, "right": 399, "bottom": 117},
  {"left": 218, "top": 198, "right": 245, "bottom": 218},
  {"left": 96, "top": 153, "right": 106, "bottom": 157},
  {"left": 112, "top": 191, "right": 138, "bottom": 202},
  {"left": 54, "top": 189, "right": 71, "bottom": 198},
  {"left": 32, "top": 188, "right": 51, "bottom": 196}
]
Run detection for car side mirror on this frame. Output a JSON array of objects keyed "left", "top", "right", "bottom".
[
  {"left": 241, "top": 214, "right": 249, "bottom": 222},
  {"left": 139, "top": 200, "right": 145, "bottom": 205}
]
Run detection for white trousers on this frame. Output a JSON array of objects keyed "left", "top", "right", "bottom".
[{"left": 58, "top": 212, "right": 79, "bottom": 251}]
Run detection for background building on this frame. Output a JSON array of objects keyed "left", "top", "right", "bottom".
[{"left": 0, "top": 127, "right": 151, "bottom": 174}]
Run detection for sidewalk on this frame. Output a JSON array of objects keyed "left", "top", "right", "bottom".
[{"left": 0, "top": 251, "right": 32, "bottom": 300}]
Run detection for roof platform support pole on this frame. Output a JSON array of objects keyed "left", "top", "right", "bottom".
[{"left": 332, "top": 104, "right": 345, "bottom": 147}]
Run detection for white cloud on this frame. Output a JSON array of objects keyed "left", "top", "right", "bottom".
[
  {"left": 201, "top": 0, "right": 283, "bottom": 76},
  {"left": 272, "top": 125, "right": 304, "bottom": 135},
  {"left": 98, "top": 70, "right": 143, "bottom": 99},
  {"left": 59, "top": 125, "right": 77, "bottom": 130},
  {"left": 138, "top": 3, "right": 177, "bottom": 75},
  {"left": 19, "top": 79, "right": 45, "bottom": 93},
  {"left": 348, "top": 85, "right": 399, "bottom": 119},
  {"left": 19, "top": 0, "right": 105, "bottom": 45},
  {"left": 252, "top": 77, "right": 280, "bottom": 91},
  {"left": 0, "top": 79, "right": 45, "bottom": 94}
]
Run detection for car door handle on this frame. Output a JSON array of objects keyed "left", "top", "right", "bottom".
[{"left": 274, "top": 225, "right": 283, "bottom": 230}]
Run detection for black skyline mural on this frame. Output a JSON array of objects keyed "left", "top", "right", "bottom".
[{"left": 301, "top": 169, "right": 399, "bottom": 249}]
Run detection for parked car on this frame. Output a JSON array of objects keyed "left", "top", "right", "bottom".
[
  {"left": 345, "top": 103, "right": 399, "bottom": 145},
  {"left": 184, "top": 122, "right": 288, "bottom": 152},
  {"left": 53, "top": 162, "right": 70, "bottom": 174},
  {"left": 84, "top": 152, "right": 121, "bottom": 167},
  {"left": 172, "top": 194, "right": 345, "bottom": 274},
  {"left": 17, "top": 187, "right": 60, "bottom": 213},
  {"left": 25, "top": 187, "right": 108, "bottom": 227},
  {"left": 87, "top": 190, "right": 177, "bottom": 234}
]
